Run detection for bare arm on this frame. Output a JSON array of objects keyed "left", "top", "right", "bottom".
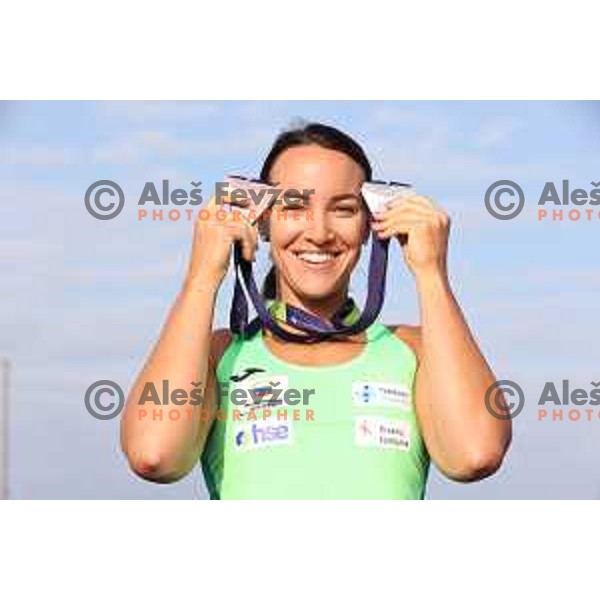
[
  {"left": 120, "top": 276, "right": 221, "bottom": 483},
  {"left": 411, "top": 274, "right": 511, "bottom": 481},
  {"left": 120, "top": 194, "right": 257, "bottom": 483},
  {"left": 374, "top": 194, "right": 511, "bottom": 482}
]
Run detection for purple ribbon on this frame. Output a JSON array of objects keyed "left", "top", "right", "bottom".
[{"left": 230, "top": 231, "right": 390, "bottom": 343}]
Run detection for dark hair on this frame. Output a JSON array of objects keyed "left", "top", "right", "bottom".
[{"left": 260, "top": 121, "right": 372, "bottom": 300}]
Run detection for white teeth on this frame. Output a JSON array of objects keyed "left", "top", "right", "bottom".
[{"left": 294, "top": 252, "right": 338, "bottom": 264}]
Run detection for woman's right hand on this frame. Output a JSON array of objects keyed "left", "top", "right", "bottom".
[{"left": 185, "top": 192, "right": 259, "bottom": 288}]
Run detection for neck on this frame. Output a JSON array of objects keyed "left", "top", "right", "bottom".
[{"left": 277, "top": 285, "right": 349, "bottom": 324}]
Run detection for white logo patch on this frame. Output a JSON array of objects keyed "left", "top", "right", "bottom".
[
  {"left": 354, "top": 417, "right": 411, "bottom": 451},
  {"left": 352, "top": 381, "right": 412, "bottom": 410},
  {"left": 233, "top": 419, "right": 293, "bottom": 451}
]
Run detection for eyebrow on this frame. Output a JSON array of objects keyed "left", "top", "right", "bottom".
[
  {"left": 283, "top": 189, "right": 360, "bottom": 199},
  {"left": 283, "top": 189, "right": 307, "bottom": 198},
  {"left": 329, "top": 193, "right": 362, "bottom": 202},
  {"left": 281, "top": 191, "right": 362, "bottom": 206}
]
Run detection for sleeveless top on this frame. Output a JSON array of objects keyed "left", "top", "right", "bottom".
[{"left": 201, "top": 321, "right": 430, "bottom": 499}]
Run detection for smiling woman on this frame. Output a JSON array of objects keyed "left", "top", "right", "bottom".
[
  {"left": 258, "top": 126, "right": 372, "bottom": 306},
  {"left": 119, "top": 121, "right": 512, "bottom": 498}
]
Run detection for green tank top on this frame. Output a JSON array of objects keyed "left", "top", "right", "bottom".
[{"left": 201, "top": 320, "right": 430, "bottom": 499}]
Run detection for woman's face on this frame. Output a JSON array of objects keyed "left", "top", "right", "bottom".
[{"left": 267, "top": 144, "right": 369, "bottom": 302}]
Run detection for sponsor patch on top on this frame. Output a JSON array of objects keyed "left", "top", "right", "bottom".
[
  {"left": 354, "top": 416, "right": 411, "bottom": 451},
  {"left": 233, "top": 419, "right": 293, "bottom": 451},
  {"left": 233, "top": 374, "right": 289, "bottom": 415},
  {"left": 352, "top": 381, "right": 412, "bottom": 410}
]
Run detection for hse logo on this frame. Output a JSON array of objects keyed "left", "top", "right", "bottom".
[
  {"left": 354, "top": 417, "right": 411, "bottom": 451},
  {"left": 233, "top": 422, "right": 292, "bottom": 451},
  {"left": 352, "top": 381, "right": 411, "bottom": 410}
]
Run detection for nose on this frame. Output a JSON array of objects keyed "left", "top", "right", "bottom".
[{"left": 304, "top": 212, "right": 335, "bottom": 245}]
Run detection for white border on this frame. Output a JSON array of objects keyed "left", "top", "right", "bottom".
[
  {"left": 1, "top": 501, "right": 598, "bottom": 599},
  {"left": 2, "top": 1, "right": 599, "bottom": 99}
]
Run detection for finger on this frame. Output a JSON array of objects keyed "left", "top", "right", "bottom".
[
  {"left": 369, "top": 190, "right": 416, "bottom": 212},
  {"left": 225, "top": 219, "right": 258, "bottom": 261},
  {"left": 374, "top": 195, "right": 441, "bottom": 219},
  {"left": 392, "top": 197, "right": 450, "bottom": 227},
  {"left": 231, "top": 207, "right": 261, "bottom": 233},
  {"left": 201, "top": 194, "right": 219, "bottom": 215},
  {"left": 236, "top": 208, "right": 255, "bottom": 227},
  {"left": 238, "top": 223, "right": 257, "bottom": 261},
  {"left": 202, "top": 206, "right": 249, "bottom": 228},
  {"left": 374, "top": 196, "right": 434, "bottom": 217},
  {"left": 374, "top": 218, "right": 427, "bottom": 239},
  {"left": 372, "top": 205, "right": 434, "bottom": 227},
  {"left": 207, "top": 187, "right": 252, "bottom": 215},
  {"left": 407, "top": 194, "right": 439, "bottom": 210},
  {"left": 198, "top": 196, "right": 231, "bottom": 223},
  {"left": 373, "top": 216, "right": 425, "bottom": 230}
]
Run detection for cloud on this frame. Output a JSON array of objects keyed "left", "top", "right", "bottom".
[
  {"left": 366, "top": 102, "right": 436, "bottom": 129},
  {"left": 91, "top": 127, "right": 275, "bottom": 166},
  {"left": 91, "top": 140, "right": 143, "bottom": 165},
  {"left": 1, "top": 146, "right": 80, "bottom": 166},
  {"left": 372, "top": 132, "right": 557, "bottom": 186},
  {"left": 477, "top": 116, "right": 523, "bottom": 148}
]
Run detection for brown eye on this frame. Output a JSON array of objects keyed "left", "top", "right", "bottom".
[{"left": 336, "top": 205, "right": 357, "bottom": 214}]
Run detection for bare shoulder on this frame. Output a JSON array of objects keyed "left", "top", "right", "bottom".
[
  {"left": 385, "top": 324, "right": 422, "bottom": 359},
  {"left": 209, "top": 328, "right": 233, "bottom": 367}
]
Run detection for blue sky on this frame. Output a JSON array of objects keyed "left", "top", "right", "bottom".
[{"left": 2, "top": 100, "right": 600, "bottom": 498}]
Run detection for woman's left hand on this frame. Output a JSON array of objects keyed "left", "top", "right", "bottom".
[{"left": 371, "top": 195, "right": 450, "bottom": 280}]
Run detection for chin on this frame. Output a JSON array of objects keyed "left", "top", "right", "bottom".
[
  {"left": 275, "top": 245, "right": 360, "bottom": 305},
  {"left": 285, "top": 270, "right": 352, "bottom": 304},
  {"left": 292, "top": 283, "right": 340, "bottom": 301}
]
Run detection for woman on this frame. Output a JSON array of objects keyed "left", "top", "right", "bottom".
[{"left": 120, "top": 122, "right": 511, "bottom": 499}]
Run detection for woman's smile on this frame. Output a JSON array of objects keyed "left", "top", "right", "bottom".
[
  {"left": 290, "top": 248, "right": 343, "bottom": 271},
  {"left": 266, "top": 143, "right": 368, "bottom": 302}
]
